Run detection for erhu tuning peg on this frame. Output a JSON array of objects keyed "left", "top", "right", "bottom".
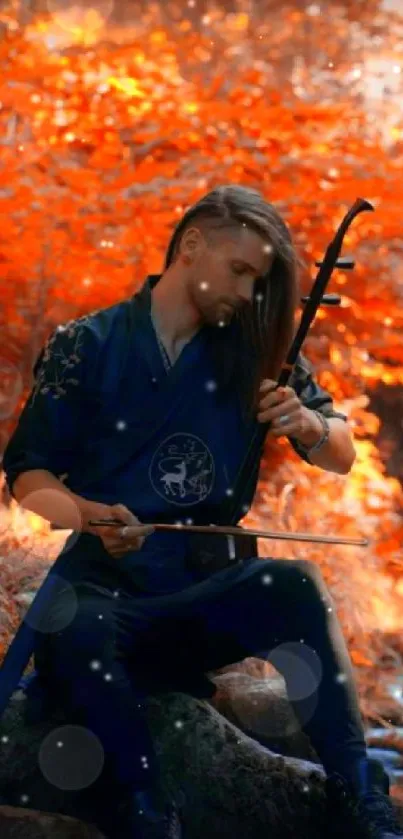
[
  {"left": 301, "top": 293, "right": 341, "bottom": 305},
  {"left": 302, "top": 255, "right": 354, "bottom": 304},
  {"left": 315, "top": 256, "right": 355, "bottom": 269}
]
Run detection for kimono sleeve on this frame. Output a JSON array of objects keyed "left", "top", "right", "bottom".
[
  {"left": 2, "top": 318, "right": 99, "bottom": 498},
  {"left": 287, "top": 352, "right": 348, "bottom": 464}
]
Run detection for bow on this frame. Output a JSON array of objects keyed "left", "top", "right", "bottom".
[{"left": 87, "top": 519, "right": 368, "bottom": 547}]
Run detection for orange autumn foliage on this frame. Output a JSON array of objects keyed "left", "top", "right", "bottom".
[{"left": 0, "top": 1, "right": 402, "bottom": 724}]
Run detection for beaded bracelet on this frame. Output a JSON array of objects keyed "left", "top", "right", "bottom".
[{"left": 302, "top": 410, "right": 330, "bottom": 454}]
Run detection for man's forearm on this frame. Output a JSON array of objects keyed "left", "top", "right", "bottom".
[
  {"left": 12, "top": 470, "right": 105, "bottom": 532},
  {"left": 298, "top": 409, "right": 356, "bottom": 474}
]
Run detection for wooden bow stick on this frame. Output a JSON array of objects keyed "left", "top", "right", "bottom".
[{"left": 88, "top": 519, "right": 368, "bottom": 547}]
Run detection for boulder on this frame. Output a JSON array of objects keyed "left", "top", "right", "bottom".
[
  {"left": 0, "top": 805, "right": 104, "bottom": 838},
  {"left": 0, "top": 675, "right": 327, "bottom": 838},
  {"left": 210, "top": 669, "right": 319, "bottom": 761},
  {"left": 0, "top": 670, "right": 402, "bottom": 838}
]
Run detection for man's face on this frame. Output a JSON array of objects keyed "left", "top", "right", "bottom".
[{"left": 186, "top": 226, "right": 274, "bottom": 327}]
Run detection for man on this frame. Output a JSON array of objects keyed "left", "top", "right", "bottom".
[{"left": 2, "top": 185, "right": 402, "bottom": 838}]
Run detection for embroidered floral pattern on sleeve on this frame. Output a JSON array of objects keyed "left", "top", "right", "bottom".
[{"left": 30, "top": 312, "right": 99, "bottom": 407}]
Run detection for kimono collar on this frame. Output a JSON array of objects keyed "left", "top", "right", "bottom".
[
  {"left": 130, "top": 274, "right": 245, "bottom": 400},
  {"left": 129, "top": 274, "right": 243, "bottom": 394},
  {"left": 127, "top": 273, "right": 163, "bottom": 337},
  {"left": 134, "top": 274, "right": 162, "bottom": 313}
]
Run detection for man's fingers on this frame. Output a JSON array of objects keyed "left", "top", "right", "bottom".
[
  {"left": 259, "top": 378, "right": 277, "bottom": 389},
  {"left": 121, "top": 525, "right": 155, "bottom": 537}
]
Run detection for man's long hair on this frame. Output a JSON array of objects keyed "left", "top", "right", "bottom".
[{"left": 163, "top": 185, "right": 300, "bottom": 423}]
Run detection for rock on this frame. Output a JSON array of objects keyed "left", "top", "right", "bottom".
[
  {"left": 366, "top": 726, "right": 403, "bottom": 800},
  {"left": 145, "top": 690, "right": 328, "bottom": 839},
  {"left": 0, "top": 805, "right": 104, "bottom": 838},
  {"left": 366, "top": 727, "right": 403, "bottom": 749},
  {"left": 211, "top": 669, "right": 403, "bottom": 800},
  {"left": 366, "top": 748, "right": 403, "bottom": 771},
  {"left": 0, "top": 679, "right": 402, "bottom": 839},
  {"left": 0, "top": 686, "right": 328, "bottom": 838},
  {"left": 210, "top": 670, "right": 319, "bottom": 762}
]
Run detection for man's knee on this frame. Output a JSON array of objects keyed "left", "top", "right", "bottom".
[
  {"left": 292, "top": 558, "right": 324, "bottom": 583},
  {"left": 291, "top": 559, "right": 331, "bottom": 612},
  {"left": 258, "top": 557, "right": 323, "bottom": 582},
  {"left": 259, "top": 557, "right": 328, "bottom": 603}
]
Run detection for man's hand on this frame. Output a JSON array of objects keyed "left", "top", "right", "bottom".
[
  {"left": 85, "top": 502, "right": 155, "bottom": 559},
  {"left": 256, "top": 379, "right": 322, "bottom": 443}
]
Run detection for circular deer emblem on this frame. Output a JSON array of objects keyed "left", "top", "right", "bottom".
[{"left": 149, "top": 433, "right": 215, "bottom": 507}]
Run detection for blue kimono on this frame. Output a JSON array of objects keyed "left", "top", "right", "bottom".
[{"left": 0, "top": 274, "right": 347, "bottom": 715}]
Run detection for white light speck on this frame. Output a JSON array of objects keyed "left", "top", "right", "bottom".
[
  {"left": 98, "top": 614, "right": 103, "bottom": 620},
  {"left": 262, "top": 243, "right": 273, "bottom": 254},
  {"left": 199, "top": 281, "right": 209, "bottom": 291},
  {"left": 1, "top": 735, "right": 9, "bottom": 743},
  {"left": 335, "top": 672, "right": 347, "bottom": 684},
  {"left": 20, "top": 794, "right": 30, "bottom": 804},
  {"left": 104, "top": 673, "right": 113, "bottom": 681},
  {"left": 116, "top": 420, "right": 127, "bottom": 431},
  {"left": 225, "top": 488, "right": 234, "bottom": 496},
  {"left": 89, "top": 660, "right": 102, "bottom": 671},
  {"left": 261, "top": 573, "right": 273, "bottom": 585},
  {"left": 175, "top": 720, "right": 184, "bottom": 729},
  {"left": 57, "top": 741, "right": 63, "bottom": 748},
  {"left": 205, "top": 379, "right": 217, "bottom": 392}
]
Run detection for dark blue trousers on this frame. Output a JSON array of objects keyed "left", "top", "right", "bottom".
[{"left": 33, "top": 557, "right": 367, "bottom": 807}]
